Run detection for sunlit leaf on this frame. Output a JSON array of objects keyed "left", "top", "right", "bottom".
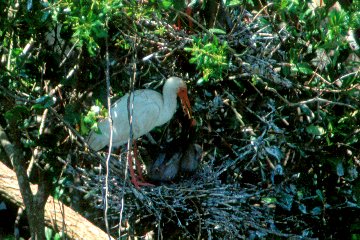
[
  {"left": 209, "top": 28, "right": 226, "bottom": 35},
  {"left": 45, "top": 227, "right": 53, "bottom": 240},
  {"left": 161, "top": 0, "right": 173, "bottom": 8},
  {"left": 225, "top": 0, "right": 242, "bottom": 7},
  {"left": 262, "top": 197, "right": 277, "bottom": 204},
  {"left": 292, "top": 63, "right": 313, "bottom": 75},
  {"left": 306, "top": 125, "right": 326, "bottom": 136}
]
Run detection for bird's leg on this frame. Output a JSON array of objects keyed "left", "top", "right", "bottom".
[
  {"left": 127, "top": 141, "right": 154, "bottom": 189},
  {"left": 186, "top": 4, "right": 193, "bottom": 29},
  {"left": 132, "top": 141, "right": 145, "bottom": 181},
  {"left": 175, "top": 0, "right": 193, "bottom": 31},
  {"left": 127, "top": 153, "right": 140, "bottom": 189}
]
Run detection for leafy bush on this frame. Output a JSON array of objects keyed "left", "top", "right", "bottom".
[{"left": 185, "top": 34, "right": 229, "bottom": 83}]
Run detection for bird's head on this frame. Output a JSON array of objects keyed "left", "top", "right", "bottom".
[{"left": 166, "top": 77, "right": 193, "bottom": 122}]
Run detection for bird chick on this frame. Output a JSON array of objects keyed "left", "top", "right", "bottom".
[
  {"left": 148, "top": 151, "right": 182, "bottom": 182},
  {"left": 147, "top": 143, "right": 202, "bottom": 182},
  {"left": 180, "top": 143, "right": 202, "bottom": 173}
]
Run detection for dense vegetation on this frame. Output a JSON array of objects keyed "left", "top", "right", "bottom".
[{"left": 0, "top": 0, "right": 359, "bottom": 239}]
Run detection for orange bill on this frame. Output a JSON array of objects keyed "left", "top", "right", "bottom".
[{"left": 177, "top": 87, "right": 193, "bottom": 120}]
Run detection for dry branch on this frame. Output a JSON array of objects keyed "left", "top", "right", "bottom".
[{"left": 0, "top": 161, "right": 114, "bottom": 240}]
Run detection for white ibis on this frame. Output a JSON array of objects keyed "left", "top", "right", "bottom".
[{"left": 87, "top": 77, "right": 193, "bottom": 188}]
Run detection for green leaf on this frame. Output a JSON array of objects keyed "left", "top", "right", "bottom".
[
  {"left": 293, "top": 63, "right": 313, "bottom": 75},
  {"left": 300, "top": 104, "right": 315, "bottom": 120},
  {"left": 189, "top": 57, "right": 197, "bottom": 64},
  {"left": 31, "top": 104, "right": 46, "bottom": 110},
  {"left": 311, "top": 206, "right": 322, "bottom": 215},
  {"left": 277, "top": 192, "right": 294, "bottom": 211},
  {"left": 209, "top": 28, "right": 226, "bottom": 35},
  {"left": 299, "top": 204, "right": 307, "bottom": 214},
  {"left": 306, "top": 125, "right": 326, "bottom": 136},
  {"left": 45, "top": 227, "right": 53, "bottom": 240},
  {"left": 53, "top": 184, "right": 64, "bottom": 200},
  {"left": 161, "top": 0, "right": 173, "bottom": 8},
  {"left": 262, "top": 197, "right": 277, "bottom": 204},
  {"left": 54, "top": 233, "right": 62, "bottom": 240},
  {"left": 265, "top": 146, "right": 283, "bottom": 161},
  {"left": 80, "top": 117, "right": 90, "bottom": 135},
  {"left": 32, "top": 96, "right": 56, "bottom": 109},
  {"left": 225, "top": 0, "right": 242, "bottom": 7},
  {"left": 316, "top": 189, "right": 324, "bottom": 201},
  {"left": 4, "top": 106, "right": 29, "bottom": 123}
]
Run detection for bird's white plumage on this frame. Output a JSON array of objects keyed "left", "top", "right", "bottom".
[{"left": 87, "top": 77, "right": 188, "bottom": 151}]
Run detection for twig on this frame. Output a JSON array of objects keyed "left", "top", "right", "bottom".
[
  {"left": 27, "top": 108, "right": 49, "bottom": 177},
  {"left": 104, "top": 16, "right": 113, "bottom": 240},
  {"left": 265, "top": 86, "right": 356, "bottom": 109}
]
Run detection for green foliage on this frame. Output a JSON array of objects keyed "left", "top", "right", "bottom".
[
  {"left": 306, "top": 125, "right": 326, "bottom": 136},
  {"left": 45, "top": 227, "right": 63, "bottom": 240},
  {"left": 185, "top": 35, "right": 229, "bottom": 83},
  {"left": 224, "top": 0, "right": 254, "bottom": 7},
  {"left": 52, "top": 176, "right": 67, "bottom": 201},
  {"left": 4, "top": 106, "right": 30, "bottom": 125},
  {"left": 32, "top": 96, "right": 57, "bottom": 110},
  {"left": 325, "top": 8, "right": 349, "bottom": 47},
  {"left": 275, "top": 0, "right": 301, "bottom": 14},
  {"left": 271, "top": 0, "right": 359, "bottom": 79},
  {"left": 63, "top": 0, "right": 117, "bottom": 55},
  {"left": 337, "top": 109, "right": 360, "bottom": 145},
  {"left": 160, "top": 0, "right": 174, "bottom": 9},
  {"left": 81, "top": 100, "right": 108, "bottom": 135}
]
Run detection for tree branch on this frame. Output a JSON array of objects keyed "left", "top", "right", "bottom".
[
  {"left": 0, "top": 160, "right": 115, "bottom": 239},
  {"left": 0, "top": 124, "right": 47, "bottom": 239}
]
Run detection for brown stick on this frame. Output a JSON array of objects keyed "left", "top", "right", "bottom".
[{"left": 0, "top": 161, "right": 114, "bottom": 240}]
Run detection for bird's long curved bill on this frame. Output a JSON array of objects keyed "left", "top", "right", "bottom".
[{"left": 178, "top": 88, "right": 193, "bottom": 120}]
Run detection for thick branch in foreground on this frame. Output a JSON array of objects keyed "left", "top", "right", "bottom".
[
  {"left": 0, "top": 161, "right": 114, "bottom": 240},
  {"left": 0, "top": 124, "right": 47, "bottom": 239}
]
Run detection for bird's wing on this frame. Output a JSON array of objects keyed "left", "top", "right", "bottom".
[
  {"left": 87, "top": 89, "right": 164, "bottom": 150},
  {"left": 87, "top": 118, "right": 110, "bottom": 151},
  {"left": 131, "top": 90, "right": 163, "bottom": 138},
  {"left": 110, "top": 90, "right": 163, "bottom": 144}
]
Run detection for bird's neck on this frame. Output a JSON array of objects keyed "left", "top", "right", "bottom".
[{"left": 157, "top": 86, "right": 178, "bottom": 126}]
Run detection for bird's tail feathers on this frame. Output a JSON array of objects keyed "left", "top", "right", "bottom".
[{"left": 87, "top": 130, "right": 108, "bottom": 151}]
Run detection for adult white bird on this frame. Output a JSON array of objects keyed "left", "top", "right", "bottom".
[{"left": 87, "top": 76, "right": 193, "bottom": 188}]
